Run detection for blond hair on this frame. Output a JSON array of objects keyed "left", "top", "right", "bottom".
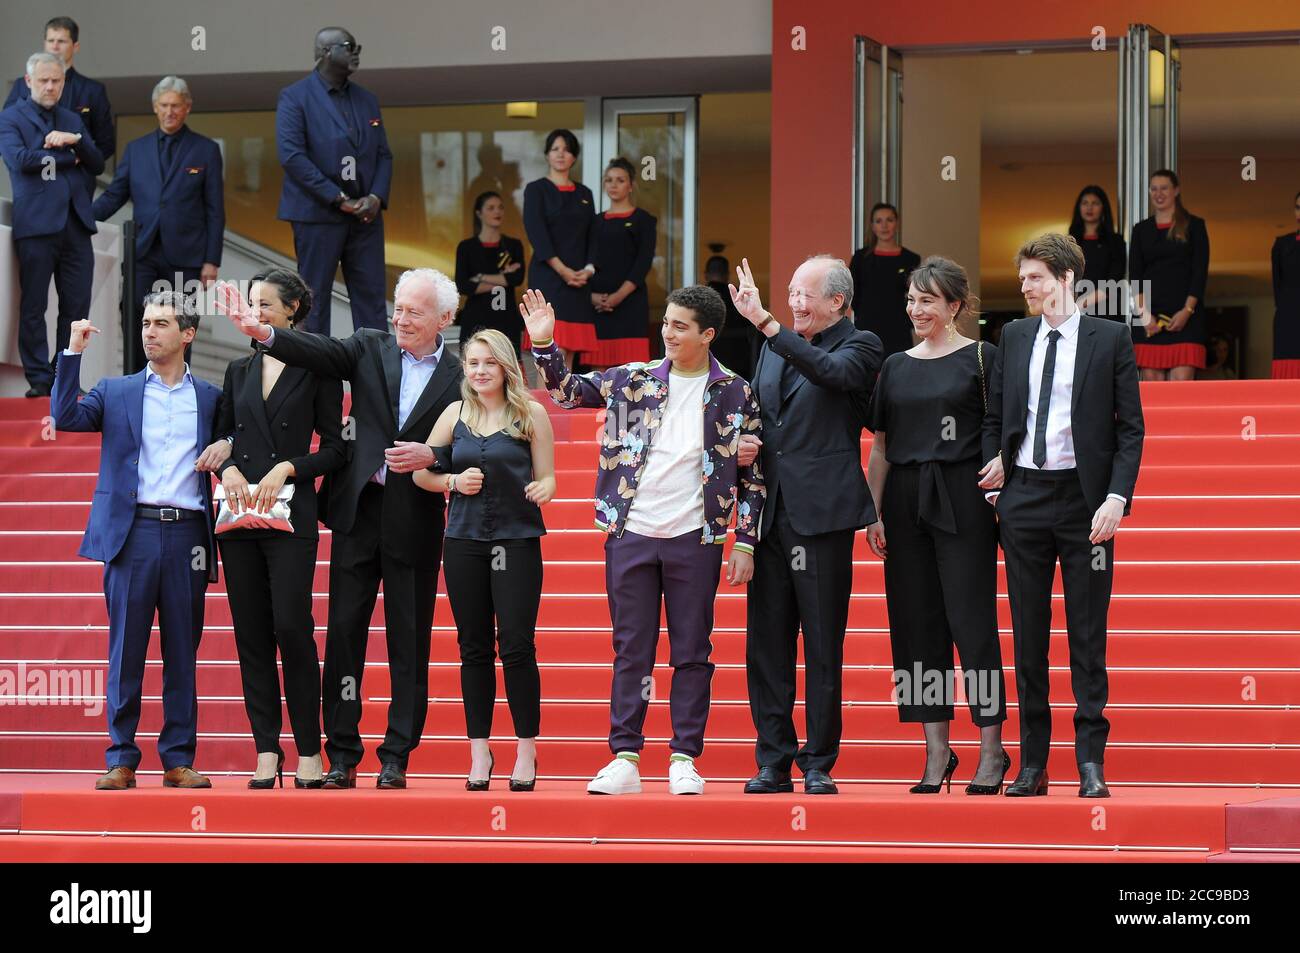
[{"left": 459, "top": 330, "right": 535, "bottom": 441}]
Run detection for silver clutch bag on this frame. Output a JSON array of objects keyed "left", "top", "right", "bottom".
[{"left": 214, "top": 483, "right": 295, "bottom": 534}]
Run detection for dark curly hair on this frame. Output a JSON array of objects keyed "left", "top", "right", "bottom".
[{"left": 666, "top": 285, "right": 726, "bottom": 336}]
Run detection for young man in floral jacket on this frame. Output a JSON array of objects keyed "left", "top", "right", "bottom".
[{"left": 522, "top": 284, "right": 765, "bottom": 795}]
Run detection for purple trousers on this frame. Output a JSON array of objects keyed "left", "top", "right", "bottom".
[{"left": 604, "top": 528, "right": 724, "bottom": 757}]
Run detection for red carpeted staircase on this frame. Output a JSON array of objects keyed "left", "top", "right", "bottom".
[{"left": 0, "top": 379, "right": 1298, "bottom": 861}]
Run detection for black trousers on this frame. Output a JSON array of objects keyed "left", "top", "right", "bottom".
[
  {"left": 442, "top": 536, "right": 543, "bottom": 739},
  {"left": 218, "top": 534, "right": 321, "bottom": 756},
  {"left": 997, "top": 467, "right": 1113, "bottom": 766},
  {"left": 15, "top": 216, "right": 93, "bottom": 390},
  {"left": 746, "top": 498, "right": 856, "bottom": 774},
  {"left": 882, "top": 461, "right": 1006, "bottom": 726},
  {"left": 322, "top": 484, "right": 441, "bottom": 770}
]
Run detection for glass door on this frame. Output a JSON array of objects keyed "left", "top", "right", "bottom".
[
  {"left": 1118, "top": 25, "right": 1181, "bottom": 238},
  {"left": 600, "top": 97, "right": 698, "bottom": 355},
  {"left": 853, "top": 37, "right": 903, "bottom": 252}
]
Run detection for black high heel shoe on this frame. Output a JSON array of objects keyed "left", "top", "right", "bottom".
[
  {"left": 509, "top": 758, "right": 538, "bottom": 792},
  {"left": 909, "top": 748, "right": 958, "bottom": 794},
  {"left": 248, "top": 752, "right": 284, "bottom": 790},
  {"left": 294, "top": 755, "right": 326, "bottom": 789},
  {"left": 466, "top": 751, "right": 494, "bottom": 791},
  {"left": 965, "top": 749, "right": 1012, "bottom": 795}
]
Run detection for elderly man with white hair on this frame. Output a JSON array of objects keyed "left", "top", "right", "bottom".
[
  {"left": 0, "top": 50, "right": 104, "bottom": 396},
  {"left": 226, "top": 268, "right": 465, "bottom": 788},
  {"left": 94, "top": 76, "right": 224, "bottom": 370}
]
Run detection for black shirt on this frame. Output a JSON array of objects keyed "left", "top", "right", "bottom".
[
  {"left": 454, "top": 235, "right": 526, "bottom": 344},
  {"left": 868, "top": 341, "right": 992, "bottom": 464},
  {"left": 440, "top": 419, "right": 546, "bottom": 541},
  {"left": 849, "top": 246, "right": 922, "bottom": 358},
  {"left": 1074, "top": 231, "right": 1127, "bottom": 319}
]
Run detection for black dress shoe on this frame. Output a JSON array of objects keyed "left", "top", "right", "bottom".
[
  {"left": 744, "top": 766, "right": 794, "bottom": 794},
  {"left": 321, "top": 765, "right": 357, "bottom": 789},
  {"left": 24, "top": 386, "right": 50, "bottom": 398},
  {"left": 1078, "top": 762, "right": 1111, "bottom": 798},
  {"left": 803, "top": 769, "right": 838, "bottom": 795},
  {"left": 376, "top": 763, "right": 407, "bottom": 789},
  {"left": 1005, "top": 767, "right": 1049, "bottom": 797}
]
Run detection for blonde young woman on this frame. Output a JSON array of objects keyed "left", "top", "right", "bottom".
[{"left": 414, "top": 329, "right": 556, "bottom": 790}]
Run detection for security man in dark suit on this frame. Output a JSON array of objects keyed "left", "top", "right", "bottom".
[
  {"left": 0, "top": 52, "right": 104, "bottom": 397},
  {"left": 276, "top": 27, "right": 392, "bottom": 334},
  {"left": 94, "top": 76, "right": 225, "bottom": 372},
  {"left": 729, "top": 255, "right": 884, "bottom": 795},
  {"left": 4, "top": 16, "right": 114, "bottom": 161}
]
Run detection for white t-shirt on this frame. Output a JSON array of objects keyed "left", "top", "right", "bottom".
[{"left": 624, "top": 367, "right": 708, "bottom": 538}]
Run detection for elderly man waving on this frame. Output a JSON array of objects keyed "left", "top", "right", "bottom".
[
  {"left": 730, "top": 255, "right": 883, "bottom": 795},
  {"left": 225, "top": 269, "right": 464, "bottom": 789}
]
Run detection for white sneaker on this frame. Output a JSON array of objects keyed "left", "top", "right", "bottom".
[
  {"left": 587, "top": 756, "right": 642, "bottom": 795},
  {"left": 668, "top": 757, "right": 705, "bottom": 795}
]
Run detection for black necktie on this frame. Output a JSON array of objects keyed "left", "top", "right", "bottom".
[
  {"left": 161, "top": 134, "right": 176, "bottom": 178},
  {"left": 1032, "top": 329, "right": 1062, "bottom": 468}
]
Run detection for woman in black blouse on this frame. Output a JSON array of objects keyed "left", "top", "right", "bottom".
[
  {"left": 589, "top": 157, "right": 657, "bottom": 367},
  {"left": 1068, "top": 185, "right": 1127, "bottom": 319},
  {"left": 455, "top": 191, "right": 526, "bottom": 352},
  {"left": 523, "top": 128, "right": 597, "bottom": 367},
  {"left": 1129, "top": 169, "right": 1211, "bottom": 381},
  {"left": 849, "top": 203, "right": 922, "bottom": 359},
  {"left": 216, "top": 268, "right": 346, "bottom": 789},
  {"left": 1271, "top": 190, "right": 1300, "bottom": 379},
  {"left": 865, "top": 255, "right": 1008, "bottom": 795},
  {"left": 414, "top": 329, "right": 556, "bottom": 791}
]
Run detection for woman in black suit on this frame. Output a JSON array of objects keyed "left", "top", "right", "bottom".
[
  {"left": 455, "top": 191, "right": 526, "bottom": 353},
  {"left": 1271, "top": 190, "right": 1300, "bottom": 379},
  {"left": 216, "top": 268, "right": 346, "bottom": 789},
  {"left": 865, "top": 256, "right": 1008, "bottom": 795},
  {"left": 1068, "top": 185, "right": 1126, "bottom": 319}
]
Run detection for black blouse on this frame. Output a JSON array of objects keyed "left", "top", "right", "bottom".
[
  {"left": 437, "top": 419, "right": 546, "bottom": 541},
  {"left": 1272, "top": 231, "right": 1300, "bottom": 360},
  {"left": 849, "top": 246, "right": 922, "bottom": 358},
  {"left": 1074, "top": 231, "right": 1127, "bottom": 318},
  {"left": 454, "top": 234, "right": 526, "bottom": 340},
  {"left": 867, "top": 341, "right": 992, "bottom": 464}
]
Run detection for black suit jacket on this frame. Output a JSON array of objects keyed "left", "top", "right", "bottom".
[
  {"left": 216, "top": 347, "right": 346, "bottom": 540},
  {"left": 754, "top": 317, "right": 884, "bottom": 537},
  {"left": 982, "top": 315, "right": 1145, "bottom": 515},
  {"left": 265, "top": 327, "right": 463, "bottom": 568}
]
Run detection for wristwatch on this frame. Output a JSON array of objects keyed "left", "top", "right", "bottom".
[{"left": 756, "top": 312, "right": 774, "bottom": 333}]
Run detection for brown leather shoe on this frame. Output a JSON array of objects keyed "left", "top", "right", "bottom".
[
  {"left": 162, "top": 766, "right": 212, "bottom": 788},
  {"left": 95, "top": 766, "right": 136, "bottom": 790}
]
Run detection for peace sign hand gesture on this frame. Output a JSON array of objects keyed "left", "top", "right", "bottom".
[{"left": 727, "top": 257, "right": 769, "bottom": 328}]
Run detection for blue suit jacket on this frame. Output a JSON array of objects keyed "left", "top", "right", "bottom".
[
  {"left": 276, "top": 71, "right": 392, "bottom": 223},
  {"left": 51, "top": 351, "right": 223, "bottom": 583},
  {"left": 5, "top": 67, "right": 114, "bottom": 159},
  {"left": 0, "top": 98, "right": 104, "bottom": 240},
  {"left": 93, "top": 126, "right": 225, "bottom": 267}
]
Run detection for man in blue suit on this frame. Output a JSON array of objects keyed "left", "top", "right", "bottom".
[
  {"left": 94, "top": 75, "right": 224, "bottom": 371},
  {"left": 52, "top": 292, "right": 232, "bottom": 790},
  {"left": 276, "top": 27, "right": 392, "bottom": 334},
  {"left": 0, "top": 51, "right": 104, "bottom": 397},
  {"left": 4, "top": 16, "right": 114, "bottom": 160}
]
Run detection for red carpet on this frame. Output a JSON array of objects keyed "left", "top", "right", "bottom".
[{"left": 1, "top": 378, "right": 1298, "bottom": 861}]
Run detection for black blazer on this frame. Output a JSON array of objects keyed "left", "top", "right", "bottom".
[
  {"left": 216, "top": 347, "right": 346, "bottom": 540},
  {"left": 982, "top": 315, "right": 1145, "bottom": 515},
  {"left": 754, "top": 318, "right": 884, "bottom": 537},
  {"left": 265, "top": 327, "right": 464, "bottom": 568}
]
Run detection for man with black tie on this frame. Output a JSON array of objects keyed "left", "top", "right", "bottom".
[
  {"left": 276, "top": 27, "right": 391, "bottom": 334},
  {"left": 0, "top": 51, "right": 104, "bottom": 397},
  {"left": 4, "top": 16, "right": 114, "bottom": 161},
  {"left": 979, "top": 233, "right": 1144, "bottom": 799},
  {"left": 729, "top": 255, "right": 883, "bottom": 795},
  {"left": 225, "top": 268, "right": 464, "bottom": 789},
  {"left": 94, "top": 76, "right": 225, "bottom": 373}
]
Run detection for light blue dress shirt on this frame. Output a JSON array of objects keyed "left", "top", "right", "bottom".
[
  {"left": 138, "top": 363, "right": 203, "bottom": 509},
  {"left": 372, "top": 340, "right": 443, "bottom": 484}
]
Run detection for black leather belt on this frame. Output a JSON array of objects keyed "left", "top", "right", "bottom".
[
  {"left": 136, "top": 505, "right": 204, "bottom": 521},
  {"left": 1012, "top": 466, "right": 1079, "bottom": 483}
]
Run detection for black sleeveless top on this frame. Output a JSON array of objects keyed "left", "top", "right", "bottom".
[{"left": 439, "top": 418, "right": 546, "bottom": 541}]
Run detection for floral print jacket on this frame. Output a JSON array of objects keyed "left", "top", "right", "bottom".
[{"left": 533, "top": 341, "right": 765, "bottom": 552}]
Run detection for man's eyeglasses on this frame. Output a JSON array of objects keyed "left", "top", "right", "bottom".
[{"left": 328, "top": 40, "right": 361, "bottom": 54}]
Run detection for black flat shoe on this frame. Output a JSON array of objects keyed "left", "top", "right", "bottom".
[
  {"left": 509, "top": 757, "right": 537, "bottom": 792},
  {"left": 910, "top": 748, "right": 958, "bottom": 794},
  {"left": 1005, "top": 766, "right": 1049, "bottom": 797},
  {"left": 247, "top": 753, "right": 284, "bottom": 789},
  {"left": 377, "top": 762, "right": 407, "bottom": 789},
  {"left": 803, "top": 769, "right": 838, "bottom": 795},
  {"left": 1078, "top": 762, "right": 1111, "bottom": 798},
  {"left": 321, "top": 764, "right": 357, "bottom": 789},
  {"left": 966, "top": 750, "right": 1012, "bottom": 795},
  {"left": 467, "top": 751, "right": 494, "bottom": 791},
  {"left": 744, "top": 766, "right": 794, "bottom": 794}
]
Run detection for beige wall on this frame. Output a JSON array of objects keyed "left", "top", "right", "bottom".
[{"left": 698, "top": 92, "right": 771, "bottom": 297}]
